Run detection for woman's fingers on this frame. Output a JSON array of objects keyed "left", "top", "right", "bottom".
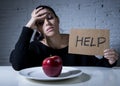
[
  {"left": 108, "top": 58, "right": 116, "bottom": 64},
  {"left": 31, "top": 8, "right": 48, "bottom": 20},
  {"left": 104, "top": 49, "right": 119, "bottom": 64}
]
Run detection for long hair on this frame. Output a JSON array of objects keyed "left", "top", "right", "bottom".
[
  {"left": 33, "top": 5, "right": 58, "bottom": 41},
  {"left": 33, "top": 31, "right": 44, "bottom": 41}
]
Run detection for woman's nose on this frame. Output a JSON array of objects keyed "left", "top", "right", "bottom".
[{"left": 44, "top": 19, "right": 51, "bottom": 26}]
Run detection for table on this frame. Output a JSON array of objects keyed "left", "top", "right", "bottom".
[{"left": 0, "top": 66, "right": 120, "bottom": 86}]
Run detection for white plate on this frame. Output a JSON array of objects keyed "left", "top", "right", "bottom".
[{"left": 19, "top": 67, "right": 82, "bottom": 81}]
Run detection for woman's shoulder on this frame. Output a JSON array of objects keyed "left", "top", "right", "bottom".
[
  {"left": 30, "top": 34, "right": 69, "bottom": 49},
  {"left": 30, "top": 40, "right": 46, "bottom": 48}
]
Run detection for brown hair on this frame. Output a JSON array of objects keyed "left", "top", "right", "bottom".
[{"left": 36, "top": 5, "right": 58, "bottom": 18}]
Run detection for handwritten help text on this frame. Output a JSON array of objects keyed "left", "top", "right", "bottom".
[{"left": 75, "top": 36, "right": 106, "bottom": 47}]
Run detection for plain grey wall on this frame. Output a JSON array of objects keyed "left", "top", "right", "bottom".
[{"left": 0, "top": 0, "right": 120, "bottom": 66}]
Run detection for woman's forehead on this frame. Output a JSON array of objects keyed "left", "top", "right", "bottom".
[{"left": 41, "top": 8, "right": 53, "bottom": 14}]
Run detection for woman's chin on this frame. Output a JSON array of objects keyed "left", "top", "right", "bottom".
[{"left": 46, "top": 32, "right": 56, "bottom": 37}]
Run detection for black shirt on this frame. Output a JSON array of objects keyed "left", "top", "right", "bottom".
[{"left": 10, "top": 27, "right": 116, "bottom": 71}]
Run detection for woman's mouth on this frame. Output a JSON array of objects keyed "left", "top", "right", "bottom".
[{"left": 46, "top": 27, "right": 54, "bottom": 32}]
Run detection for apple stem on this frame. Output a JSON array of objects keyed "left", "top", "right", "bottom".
[{"left": 50, "top": 54, "right": 52, "bottom": 57}]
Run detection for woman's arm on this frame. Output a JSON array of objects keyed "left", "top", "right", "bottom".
[
  {"left": 10, "top": 8, "right": 46, "bottom": 70},
  {"left": 10, "top": 27, "right": 34, "bottom": 71}
]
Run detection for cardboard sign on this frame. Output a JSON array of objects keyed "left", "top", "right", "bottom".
[{"left": 69, "top": 29, "right": 109, "bottom": 55}]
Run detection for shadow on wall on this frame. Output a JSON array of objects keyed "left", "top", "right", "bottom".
[{"left": 116, "top": 52, "right": 120, "bottom": 66}]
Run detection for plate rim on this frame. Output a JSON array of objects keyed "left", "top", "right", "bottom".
[{"left": 19, "top": 66, "right": 82, "bottom": 81}]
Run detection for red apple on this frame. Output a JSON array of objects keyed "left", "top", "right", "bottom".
[{"left": 42, "top": 55, "right": 62, "bottom": 77}]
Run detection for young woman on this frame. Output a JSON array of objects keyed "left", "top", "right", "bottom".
[{"left": 10, "top": 5, "right": 119, "bottom": 71}]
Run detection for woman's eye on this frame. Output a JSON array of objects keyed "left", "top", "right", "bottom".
[
  {"left": 37, "top": 20, "right": 44, "bottom": 26},
  {"left": 47, "top": 15, "right": 53, "bottom": 20}
]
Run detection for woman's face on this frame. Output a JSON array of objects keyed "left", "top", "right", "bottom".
[{"left": 36, "top": 8, "right": 59, "bottom": 37}]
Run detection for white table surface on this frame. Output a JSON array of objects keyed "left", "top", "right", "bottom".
[{"left": 0, "top": 66, "right": 120, "bottom": 86}]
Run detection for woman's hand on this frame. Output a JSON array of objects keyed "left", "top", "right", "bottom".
[
  {"left": 104, "top": 49, "right": 119, "bottom": 65},
  {"left": 25, "top": 7, "right": 46, "bottom": 29}
]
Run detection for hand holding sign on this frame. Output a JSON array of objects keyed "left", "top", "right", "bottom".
[{"left": 69, "top": 29, "right": 109, "bottom": 55}]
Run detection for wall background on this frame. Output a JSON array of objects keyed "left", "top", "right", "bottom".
[{"left": 0, "top": 0, "right": 120, "bottom": 66}]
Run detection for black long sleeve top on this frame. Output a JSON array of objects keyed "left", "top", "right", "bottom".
[{"left": 10, "top": 27, "right": 116, "bottom": 71}]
